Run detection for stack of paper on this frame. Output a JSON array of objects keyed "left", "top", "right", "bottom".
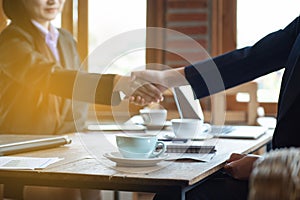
[{"left": 0, "top": 156, "right": 63, "bottom": 170}]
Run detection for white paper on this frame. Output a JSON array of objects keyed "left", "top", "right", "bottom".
[{"left": 0, "top": 156, "right": 63, "bottom": 170}]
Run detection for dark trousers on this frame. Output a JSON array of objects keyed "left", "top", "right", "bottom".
[{"left": 153, "top": 171, "right": 249, "bottom": 200}]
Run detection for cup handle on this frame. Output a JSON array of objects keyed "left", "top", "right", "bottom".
[
  {"left": 150, "top": 141, "right": 166, "bottom": 158},
  {"left": 202, "top": 123, "right": 212, "bottom": 133},
  {"left": 141, "top": 114, "right": 151, "bottom": 124}
]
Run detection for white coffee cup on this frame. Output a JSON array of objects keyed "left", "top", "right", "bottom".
[
  {"left": 171, "top": 118, "right": 211, "bottom": 139},
  {"left": 139, "top": 109, "right": 167, "bottom": 126},
  {"left": 116, "top": 134, "right": 166, "bottom": 158}
]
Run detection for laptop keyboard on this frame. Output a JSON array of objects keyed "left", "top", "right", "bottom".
[{"left": 209, "top": 126, "right": 235, "bottom": 135}]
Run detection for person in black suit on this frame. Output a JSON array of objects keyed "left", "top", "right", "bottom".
[{"left": 132, "top": 15, "right": 300, "bottom": 200}]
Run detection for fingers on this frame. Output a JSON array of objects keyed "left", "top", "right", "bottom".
[
  {"left": 224, "top": 155, "right": 260, "bottom": 180},
  {"left": 129, "top": 96, "right": 146, "bottom": 106},
  {"left": 223, "top": 162, "right": 235, "bottom": 176},
  {"left": 223, "top": 153, "right": 247, "bottom": 179},
  {"left": 122, "top": 68, "right": 186, "bottom": 106},
  {"left": 114, "top": 75, "right": 164, "bottom": 106},
  {"left": 131, "top": 85, "right": 162, "bottom": 103},
  {"left": 226, "top": 153, "right": 246, "bottom": 163},
  {"left": 129, "top": 77, "right": 165, "bottom": 106},
  {"left": 224, "top": 158, "right": 248, "bottom": 180},
  {"left": 129, "top": 83, "right": 163, "bottom": 106}
]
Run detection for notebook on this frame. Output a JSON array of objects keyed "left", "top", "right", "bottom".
[
  {"left": 172, "top": 85, "right": 268, "bottom": 139},
  {"left": 165, "top": 142, "right": 216, "bottom": 153}
]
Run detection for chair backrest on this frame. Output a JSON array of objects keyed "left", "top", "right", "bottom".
[
  {"left": 205, "top": 81, "right": 259, "bottom": 125},
  {"left": 249, "top": 148, "right": 300, "bottom": 200},
  {"left": 226, "top": 81, "right": 259, "bottom": 125}
]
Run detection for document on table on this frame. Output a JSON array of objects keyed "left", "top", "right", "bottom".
[{"left": 0, "top": 156, "right": 63, "bottom": 170}]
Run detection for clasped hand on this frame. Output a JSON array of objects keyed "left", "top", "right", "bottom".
[
  {"left": 127, "top": 68, "right": 189, "bottom": 105},
  {"left": 224, "top": 153, "right": 261, "bottom": 180},
  {"left": 113, "top": 74, "right": 165, "bottom": 106}
]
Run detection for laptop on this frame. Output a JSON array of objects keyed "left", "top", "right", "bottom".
[{"left": 172, "top": 85, "right": 268, "bottom": 139}]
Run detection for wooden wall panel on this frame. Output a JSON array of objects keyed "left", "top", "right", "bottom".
[
  {"left": 0, "top": 0, "right": 7, "bottom": 32},
  {"left": 211, "top": 0, "right": 237, "bottom": 56},
  {"left": 62, "top": 0, "right": 74, "bottom": 35},
  {"left": 165, "top": 0, "right": 210, "bottom": 68},
  {"left": 210, "top": 0, "right": 237, "bottom": 124},
  {"left": 77, "top": 0, "right": 88, "bottom": 63},
  {"left": 146, "top": 0, "right": 166, "bottom": 67}
]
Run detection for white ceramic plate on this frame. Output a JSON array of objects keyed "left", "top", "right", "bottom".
[
  {"left": 190, "top": 133, "right": 214, "bottom": 140},
  {"left": 87, "top": 124, "right": 146, "bottom": 131},
  {"left": 162, "top": 132, "right": 214, "bottom": 141},
  {"left": 103, "top": 152, "right": 168, "bottom": 167},
  {"left": 143, "top": 121, "right": 172, "bottom": 130}
]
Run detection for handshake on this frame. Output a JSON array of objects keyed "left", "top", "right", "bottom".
[{"left": 114, "top": 68, "right": 188, "bottom": 106}]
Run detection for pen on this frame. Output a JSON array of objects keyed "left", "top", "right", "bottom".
[{"left": 158, "top": 138, "right": 188, "bottom": 143}]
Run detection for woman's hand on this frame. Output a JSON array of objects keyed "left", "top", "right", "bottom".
[
  {"left": 223, "top": 153, "right": 261, "bottom": 180},
  {"left": 113, "top": 75, "right": 164, "bottom": 106}
]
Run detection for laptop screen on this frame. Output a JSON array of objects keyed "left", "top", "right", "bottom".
[{"left": 172, "top": 86, "right": 204, "bottom": 120}]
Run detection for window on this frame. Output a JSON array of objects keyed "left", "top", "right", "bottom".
[
  {"left": 237, "top": 0, "right": 300, "bottom": 102},
  {"left": 88, "top": 0, "right": 147, "bottom": 75}
]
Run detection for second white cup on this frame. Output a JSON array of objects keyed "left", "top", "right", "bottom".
[
  {"left": 139, "top": 109, "right": 167, "bottom": 126},
  {"left": 171, "top": 118, "right": 211, "bottom": 139}
]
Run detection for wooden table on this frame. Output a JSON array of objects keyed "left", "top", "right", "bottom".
[{"left": 0, "top": 129, "right": 273, "bottom": 200}]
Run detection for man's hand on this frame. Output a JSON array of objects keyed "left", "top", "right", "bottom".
[
  {"left": 223, "top": 153, "right": 261, "bottom": 180},
  {"left": 113, "top": 75, "right": 164, "bottom": 106}
]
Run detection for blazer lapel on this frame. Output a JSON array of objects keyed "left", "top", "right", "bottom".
[
  {"left": 278, "top": 54, "right": 300, "bottom": 121},
  {"left": 56, "top": 32, "right": 74, "bottom": 119},
  {"left": 57, "top": 33, "right": 69, "bottom": 69}
]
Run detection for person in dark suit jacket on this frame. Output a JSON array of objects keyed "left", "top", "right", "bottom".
[
  {"left": 0, "top": 0, "right": 162, "bottom": 199},
  {"left": 132, "top": 15, "right": 300, "bottom": 200}
]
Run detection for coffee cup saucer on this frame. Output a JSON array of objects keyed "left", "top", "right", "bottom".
[
  {"left": 103, "top": 152, "right": 169, "bottom": 167},
  {"left": 142, "top": 121, "right": 172, "bottom": 130},
  {"left": 162, "top": 132, "right": 213, "bottom": 141}
]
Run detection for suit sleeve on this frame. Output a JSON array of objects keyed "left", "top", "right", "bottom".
[
  {"left": 0, "top": 26, "right": 120, "bottom": 106},
  {"left": 48, "top": 69, "right": 121, "bottom": 105},
  {"left": 185, "top": 16, "right": 300, "bottom": 99}
]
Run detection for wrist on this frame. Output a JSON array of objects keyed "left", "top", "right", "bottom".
[
  {"left": 113, "top": 75, "right": 120, "bottom": 91},
  {"left": 113, "top": 75, "right": 129, "bottom": 92},
  {"left": 163, "top": 67, "right": 188, "bottom": 88}
]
